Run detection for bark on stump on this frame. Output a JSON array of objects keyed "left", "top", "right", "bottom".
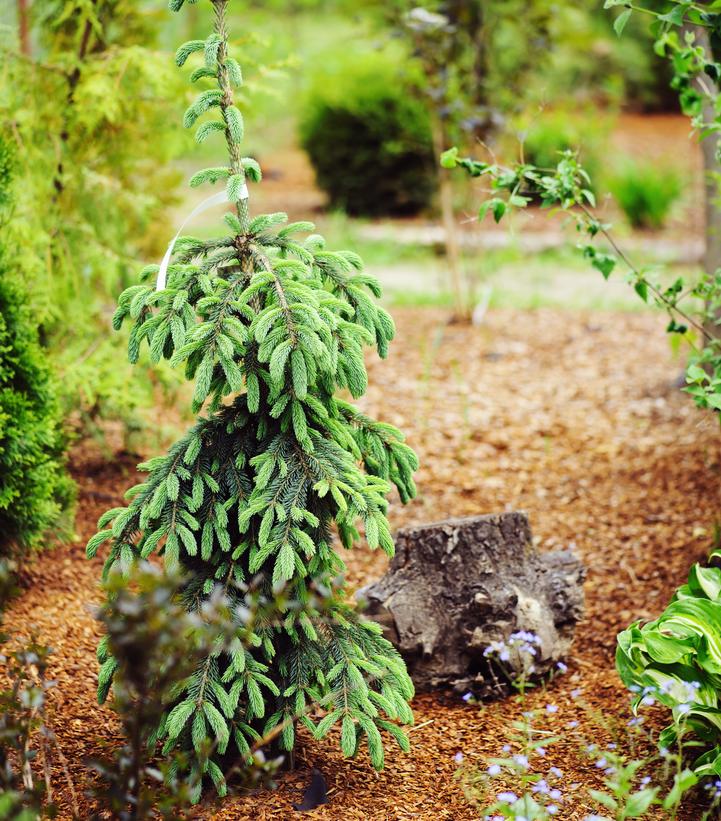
[{"left": 358, "top": 512, "right": 585, "bottom": 696}]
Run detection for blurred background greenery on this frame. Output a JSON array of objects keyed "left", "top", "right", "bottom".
[{"left": 0, "top": 0, "right": 698, "bottom": 458}]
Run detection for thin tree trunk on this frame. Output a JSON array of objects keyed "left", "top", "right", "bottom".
[
  {"left": 17, "top": 0, "right": 30, "bottom": 56},
  {"left": 687, "top": 26, "right": 721, "bottom": 342},
  {"left": 432, "top": 118, "right": 467, "bottom": 321},
  {"left": 53, "top": 12, "right": 94, "bottom": 198}
]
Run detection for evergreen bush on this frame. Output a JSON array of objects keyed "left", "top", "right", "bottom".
[
  {"left": 299, "top": 53, "right": 435, "bottom": 216},
  {"left": 607, "top": 159, "right": 682, "bottom": 230},
  {"left": 0, "top": 139, "right": 73, "bottom": 557},
  {"left": 88, "top": 0, "right": 419, "bottom": 801},
  {"left": 517, "top": 109, "right": 609, "bottom": 189}
]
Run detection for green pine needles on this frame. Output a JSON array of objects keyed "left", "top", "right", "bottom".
[{"left": 87, "top": 0, "right": 418, "bottom": 801}]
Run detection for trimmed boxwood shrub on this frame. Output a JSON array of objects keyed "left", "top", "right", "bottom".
[
  {"left": 299, "top": 54, "right": 435, "bottom": 216},
  {"left": 0, "top": 138, "right": 73, "bottom": 556}
]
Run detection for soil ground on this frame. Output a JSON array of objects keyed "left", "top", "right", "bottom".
[{"left": 5, "top": 306, "right": 720, "bottom": 820}]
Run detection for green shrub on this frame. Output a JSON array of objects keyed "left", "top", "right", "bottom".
[
  {"left": 0, "top": 270, "right": 74, "bottom": 555},
  {"left": 299, "top": 53, "right": 435, "bottom": 216},
  {"left": 518, "top": 109, "right": 609, "bottom": 186},
  {"left": 0, "top": 144, "right": 73, "bottom": 557},
  {"left": 89, "top": 1, "right": 418, "bottom": 802},
  {"left": 607, "top": 160, "right": 682, "bottom": 230}
]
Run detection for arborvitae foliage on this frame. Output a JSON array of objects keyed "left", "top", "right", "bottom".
[
  {"left": 1, "top": 1, "right": 186, "bottom": 436},
  {"left": 88, "top": 0, "right": 418, "bottom": 800},
  {"left": 0, "top": 138, "right": 73, "bottom": 557}
]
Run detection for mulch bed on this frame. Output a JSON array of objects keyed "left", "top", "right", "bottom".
[{"left": 4, "top": 306, "right": 720, "bottom": 819}]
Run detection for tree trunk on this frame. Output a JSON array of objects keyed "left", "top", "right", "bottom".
[
  {"left": 358, "top": 512, "right": 585, "bottom": 696},
  {"left": 687, "top": 25, "right": 721, "bottom": 342},
  {"left": 17, "top": 0, "right": 30, "bottom": 57},
  {"left": 432, "top": 117, "right": 468, "bottom": 321}
]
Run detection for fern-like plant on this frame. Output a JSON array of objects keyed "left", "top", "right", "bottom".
[{"left": 87, "top": 0, "right": 418, "bottom": 801}]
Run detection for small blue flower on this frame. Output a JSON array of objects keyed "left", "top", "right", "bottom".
[
  {"left": 547, "top": 805, "right": 559, "bottom": 816},
  {"left": 549, "top": 766, "right": 563, "bottom": 778},
  {"left": 513, "top": 754, "right": 529, "bottom": 769},
  {"left": 497, "top": 791, "right": 518, "bottom": 804},
  {"left": 557, "top": 661, "right": 568, "bottom": 674},
  {"left": 462, "top": 692, "right": 473, "bottom": 702},
  {"left": 454, "top": 752, "right": 464, "bottom": 763},
  {"left": 546, "top": 703, "right": 558, "bottom": 713},
  {"left": 487, "top": 763, "right": 501, "bottom": 776}
]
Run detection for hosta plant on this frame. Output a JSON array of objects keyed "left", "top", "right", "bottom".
[
  {"left": 86, "top": 0, "right": 418, "bottom": 801},
  {"left": 617, "top": 557, "right": 721, "bottom": 780}
]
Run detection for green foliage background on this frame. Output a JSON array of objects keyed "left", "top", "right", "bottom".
[
  {"left": 0, "top": 0, "right": 187, "bottom": 439},
  {"left": 0, "top": 137, "right": 73, "bottom": 556}
]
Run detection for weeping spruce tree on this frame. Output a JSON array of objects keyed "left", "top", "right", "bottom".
[{"left": 86, "top": 0, "right": 418, "bottom": 801}]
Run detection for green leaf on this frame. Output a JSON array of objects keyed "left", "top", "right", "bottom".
[
  {"left": 592, "top": 253, "right": 616, "bottom": 280},
  {"left": 273, "top": 541, "right": 295, "bottom": 586},
  {"left": 614, "top": 8, "right": 632, "bottom": 36},
  {"left": 589, "top": 790, "right": 617, "bottom": 811},
  {"left": 440, "top": 147, "right": 459, "bottom": 169},
  {"left": 227, "top": 173, "right": 247, "bottom": 202},
  {"left": 166, "top": 699, "right": 195, "bottom": 740},
  {"left": 195, "top": 120, "right": 226, "bottom": 144},
  {"left": 225, "top": 106, "right": 244, "bottom": 144},
  {"left": 663, "top": 769, "right": 697, "bottom": 809},
  {"left": 226, "top": 57, "right": 243, "bottom": 87},
  {"left": 291, "top": 349, "right": 308, "bottom": 399},
  {"left": 175, "top": 39, "right": 205, "bottom": 67},
  {"left": 86, "top": 529, "right": 113, "bottom": 559},
  {"left": 242, "top": 157, "right": 262, "bottom": 182},
  {"left": 625, "top": 787, "right": 658, "bottom": 817},
  {"left": 203, "top": 701, "right": 230, "bottom": 752},
  {"left": 189, "top": 166, "right": 230, "bottom": 188},
  {"left": 634, "top": 279, "right": 649, "bottom": 302},
  {"left": 340, "top": 716, "right": 357, "bottom": 756}
]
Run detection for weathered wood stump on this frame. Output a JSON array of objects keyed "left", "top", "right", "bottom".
[{"left": 357, "top": 512, "right": 585, "bottom": 696}]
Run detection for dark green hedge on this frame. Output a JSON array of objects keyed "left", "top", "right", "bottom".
[
  {"left": 299, "top": 55, "right": 435, "bottom": 217},
  {"left": 0, "top": 138, "right": 73, "bottom": 556}
]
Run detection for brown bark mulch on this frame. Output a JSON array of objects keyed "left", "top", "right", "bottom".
[{"left": 4, "top": 306, "right": 720, "bottom": 819}]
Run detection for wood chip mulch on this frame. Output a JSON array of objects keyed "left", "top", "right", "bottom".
[{"left": 4, "top": 306, "right": 720, "bottom": 820}]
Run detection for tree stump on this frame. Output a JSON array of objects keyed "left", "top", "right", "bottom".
[{"left": 357, "top": 512, "right": 585, "bottom": 696}]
